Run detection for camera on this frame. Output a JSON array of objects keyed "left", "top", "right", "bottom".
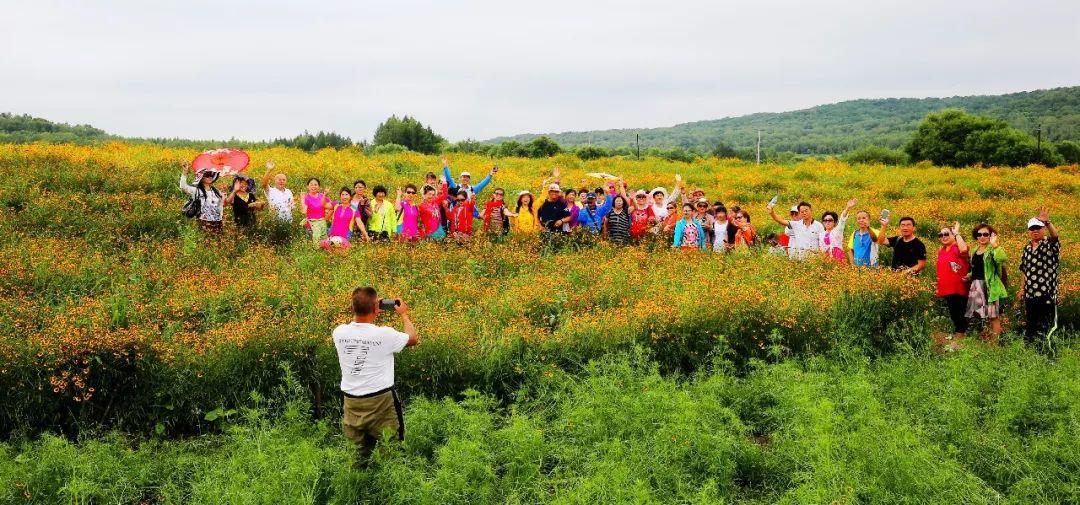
[{"left": 378, "top": 298, "right": 401, "bottom": 311}]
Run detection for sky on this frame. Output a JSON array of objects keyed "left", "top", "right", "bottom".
[{"left": 3, "top": 0, "right": 1079, "bottom": 142}]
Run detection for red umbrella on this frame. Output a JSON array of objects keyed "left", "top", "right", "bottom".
[{"left": 191, "top": 148, "right": 250, "bottom": 177}]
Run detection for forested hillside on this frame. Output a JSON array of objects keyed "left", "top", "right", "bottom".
[{"left": 488, "top": 86, "right": 1080, "bottom": 154}]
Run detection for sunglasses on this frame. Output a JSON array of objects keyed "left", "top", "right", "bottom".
[
  {"left": 1028, "top": 226, "right": 1044, "bottom": 231},
  {"left": 635, "top": 195, "right": 646, "bottom": 199},
  {"left": 976, "top": 231, "right": 991, "bottom": 237},
  {"left": 823, "top": 218, "right": 835, "bottom": 222},
  {"left": 667, "top": 206, "right": 675, "bottom": 210},
  {"left": 938, "top": 232, "right": 951, "bottom": 237},
  {"left": 405, "top": 190, "right": 416, "bottom": 194},
  {"left": 456, "top": 198, "right": 466, "bottom": 202},
  {"left": 494, "top": 192, "right": 504, "bottom": 196}
]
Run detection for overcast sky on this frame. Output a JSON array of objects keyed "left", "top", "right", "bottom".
[{"left": 3, "top": 0, "right": 1079, "bottom": 142}]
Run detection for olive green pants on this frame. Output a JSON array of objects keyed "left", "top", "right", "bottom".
[{"left": 342, "top": 389, "right": 404, "bottom": 466}]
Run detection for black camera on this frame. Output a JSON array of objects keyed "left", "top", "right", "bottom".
[{"left": 378, "top": 298, "right": 401, "bottom": 311}]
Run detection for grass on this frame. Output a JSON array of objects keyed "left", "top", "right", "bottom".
[
  {"left": 0, "top": 143, "right": 1077, "bottom": 502},
  {"left": 2, "top": 342, "right": 1078, "bottom": 504}
]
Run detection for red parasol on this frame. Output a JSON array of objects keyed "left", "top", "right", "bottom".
[{"left": 191, "top": 148, "right": 250, "bottom": 177}]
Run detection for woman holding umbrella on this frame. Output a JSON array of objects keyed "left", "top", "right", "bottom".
[
  {"left": 180, "top": 169, "right": 225, "bottom": 232},
  {"left": 183, "top": 148, "right": 251, "bottom": 232}
]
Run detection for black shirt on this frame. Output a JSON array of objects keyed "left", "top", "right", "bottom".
[
  {"left": 232, "top": 193, "right": 257, "bottom": 226},
  {"left": 537, "top": 199, "right": 570, "bottom": 232},
  {"left": 887, "top": 236, "right": 926, "bottom": 271},
  {"left": 970, "top": 250, "right": 985, "bottom": 281}
]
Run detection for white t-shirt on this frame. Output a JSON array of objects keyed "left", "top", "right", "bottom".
[
  {"left": 333, "top": 322, "right": 409, "bottom": 396},
  {"left": 266, "top": 187, "right": 295, "bottom": 222},
  {"left": 788, "top": 219, "right": 825, "bottom": 259},
  {"left": 712, "top": 219, "right": 729, "bottom": 251},
  {"left": 651, "top": 203, "right": 669, "bottom": 222}
]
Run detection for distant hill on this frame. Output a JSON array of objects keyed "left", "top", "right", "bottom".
[
  {"left": 0, "top": 113, "right": 356, "bottom": 152},
  {"left": 0, "top": 113, "right": 112, "bottom": 143},
  {"left": 485, "top": 86, "right": 1080, "bottom": 154}
]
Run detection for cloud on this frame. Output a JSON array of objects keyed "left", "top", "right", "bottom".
[{"left": 2, "top": 0, "right": 1078, "bottom": 142}]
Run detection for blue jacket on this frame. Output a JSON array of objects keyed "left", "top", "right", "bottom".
[
  {"left": 672, "top": 218, "right": 706, "bottom": 249},
  {"left": 444, "top": 165, "right": 493, "bottom": 218},
  {"left": 577, "top": 195, "right": 614, "bottom": 232}
]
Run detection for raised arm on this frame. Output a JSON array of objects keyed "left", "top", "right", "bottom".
[
  {"left": 395, "top": 301, "right": 419, "bottom": 347},
  {"left": 664, "top": 175, "right": 682, "bottom": 205},
  {"left": 766, "top": 203, "right": 789, "bottom": 227},
  {"left": 261, "top": 160, "right": 275, "bottom": 191},
  {"left": 441, "top": 158, "right": 458, "bottom": 191},
  {"left": 179, "top": 172, "right": 196, "bottom": 196},
  {"left": 1039, "top": 207, "right": 1059, "bottom": 240},
  {"left": 473, "top": 166, "right": 496, "bottom": 195},
  {"left": 877, "top": 216, "right": 890, "bottom": 245},
  {"left": 953, "top": 221, "right": 968, "bottom": 254},
  {"left": 840, "top": 198, "right": 856, "bottom": 221}
]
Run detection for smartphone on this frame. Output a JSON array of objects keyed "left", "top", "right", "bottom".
[
  {"left": 880, "top": 209, "right": 891, "bottom": 221},
  {"left": 378, "top": 298, "right": 400, "bottom": 311},
  {"left": 768, "top": 195, "right": 778, "bottom": 207}
]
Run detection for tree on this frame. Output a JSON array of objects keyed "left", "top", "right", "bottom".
[
  {"left": 905, "top": 108, "right": 1057, "bottom": 167},
  {"left": 573, "top": 145, "right": 609, "bottom": 160},
  {"left": 1055, "top": 140, "right": 1080, "bottom": 164},
  {"left": 526, "top": 136, "right": 562, "bottom": 157},
  {"left": 368, "top": 143, "right": 408, "bottom": 155},
  {"left": 372, "top": 115, "right": 445, "bottom": 154},
  {"left": 841, "top": 145, "right": 908, "bottom": 165},
  {"left": 711, "top": 142, "right": 738, "bottom": 158},
  {"left": 494, "top": 140, "right": 529, "bottom": 158}
]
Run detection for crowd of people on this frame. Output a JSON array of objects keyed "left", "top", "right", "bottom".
[{"left": 179, "top": 159, "right": 1063, "bottom": 345}]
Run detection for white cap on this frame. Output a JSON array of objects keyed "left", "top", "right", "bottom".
[
  {"left": 460, "top": 171, "right": 471, "bottom": 177},
  {"left": 519, "top": 190, "right": 532, "bottom": 196},
  {"left": 548, "top": 183, "right": 561, "bottom": 192},
  {"left": 651, "top": 186, "right": 667, "bottom": 196},
  {"left": 1027, "top": 217, "right": 1046, "bottom": 229},
  {"left": 790, "top": 205, "right": 799, "bottom": 213},
  {"left": 634, "top": 189, "right": 648, "bottom": 197}
]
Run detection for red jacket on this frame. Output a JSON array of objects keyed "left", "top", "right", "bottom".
[{"left": 448, "top": 200, "right": 476, "bottom": 235}]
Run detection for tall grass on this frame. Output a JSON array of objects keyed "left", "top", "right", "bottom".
[{"left": 3, "top": 343, "right": 1078, "bottom": 504}]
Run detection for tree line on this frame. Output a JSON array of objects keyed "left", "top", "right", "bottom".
[{"left": 4, "top": 107, "right": 1079, "bottom": 166}]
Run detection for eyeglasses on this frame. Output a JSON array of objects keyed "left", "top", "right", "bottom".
[
  {"left": 635, "top": 195, "right": 646, "bottom": 199},
  {"left": 975, "top": 231, "right": 991, "bottom": 237},
  {"left": 494, "top": 192, "right": 504, "bottom": 196},
  {"left": 938, "top": 232, "right": 951, "bottom": 237}
]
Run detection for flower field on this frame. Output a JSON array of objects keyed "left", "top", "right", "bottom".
[{"left": 0, "top": 143, "right": 1077, "bottom": 437}]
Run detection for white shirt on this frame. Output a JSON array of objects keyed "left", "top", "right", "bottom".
[
  {"left": 333, "top": 322, "right": 409, "bottom": 396},
  {"left": 818, "top": 215, "right": 848, "bottom": 255},
  {"left": 712, "top": 219, "right": 729, "bottom": 251},
  {"left": 788, "top": 219, "right": 825, "bottom": 259},
  {"left": 266, "top": 186, "right": 295, "bottom": 222}
]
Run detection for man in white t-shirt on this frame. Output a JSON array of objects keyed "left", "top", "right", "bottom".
[
  {"left": 332, "top": 286, "right": 418, "bottom": 466},
  {"left": 261, "top": 160, "right": 295, "bottom": 222},
  {"left": 767, "top": 201, "right": 824, "bottom": 260}
]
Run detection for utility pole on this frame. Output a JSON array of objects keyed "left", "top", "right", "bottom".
[
  {"left": 635, "top": 133, "right": 641, "bottom": 160},
  {"left": 756, "top": 130, "right": 762, "bottom": 165},
  {"left": 1036, "top": 124, "right": 1042, "bottom": 164}
]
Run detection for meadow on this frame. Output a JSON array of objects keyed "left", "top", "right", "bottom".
[{"left": 0, "top": 143, "right": 1077, "bottom": 503}]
